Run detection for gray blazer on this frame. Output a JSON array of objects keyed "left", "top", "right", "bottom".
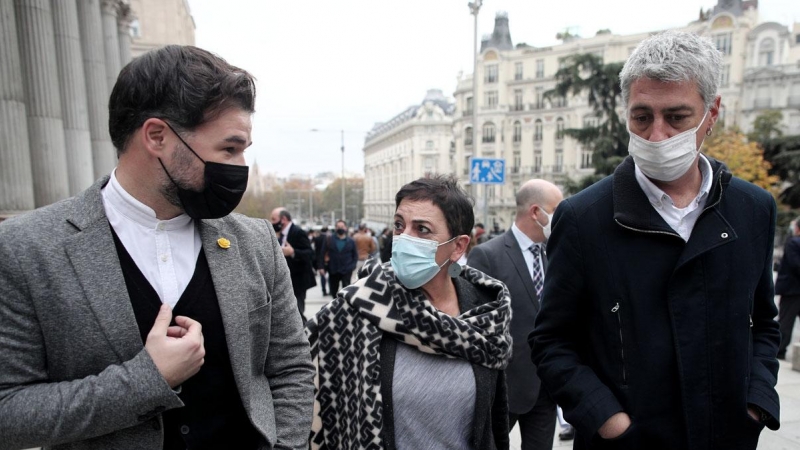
[
  {"left": 468, "top": 229, "right": 545, "bottom": 415},
  {"left": 0, "top": 178, "right": 315, "bottom": 450}
]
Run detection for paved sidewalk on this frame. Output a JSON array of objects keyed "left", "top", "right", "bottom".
[{"left": 306, "top": 287, "right": 800, "bottom": 449}]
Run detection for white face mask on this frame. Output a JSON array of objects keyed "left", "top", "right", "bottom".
[
  {"left": 536, "top": 208, "right": 554, "bottom": 240},
  {"left": 627, "top": 110, "right": 708, "bottom": 182}
]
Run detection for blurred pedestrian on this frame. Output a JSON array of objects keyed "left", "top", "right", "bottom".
[
  {"left": 776, "top": 217, "right": 800, "bottom": 360},
  {"left": 322, "top": 220, "right": 358, "bottom": 295},
  {"left": 530, "top": 31, "right": 780, "bottom": 449},
  {"left": 271, "top": 207, "right": 316, "bottom": 316},
  {"left": 314, "top": 226, "right": 331, "bottom": 296},
  {"left": 306, "top": 174, "right": 512, "bottom": 449}
]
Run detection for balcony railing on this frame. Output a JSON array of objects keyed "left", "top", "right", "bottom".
[
  {"left": 529, "top": 102, "right": 545, "bottom": 111},
  {"left": 788, "top": 96, "right": 800, "bottom": 108},
  {"left": 511, "top": 104, "right": 525, "bottom": 112}
]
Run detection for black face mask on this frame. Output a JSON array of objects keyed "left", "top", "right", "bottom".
[
  {"left": 336, "top": 228, "right": 346, "bottom": 236},
  {"left": 160, "top": 122, "right": 249, "bottom": 219},
  {"left": 272, "top": 221, "right": 283, "bottom": 232}
]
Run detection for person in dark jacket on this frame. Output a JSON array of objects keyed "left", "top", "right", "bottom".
[
  {"left": 379, "top": 227, "right": 393, "bottom": 263},
  {"left": 530, "top": 31, "right": 780, "bottom": 450},
  {"left": 469, "top": 179, "right": 563, "bottom": 450},
  {"left": 306, "top": 174, "right": 511, "bottom": 449},
  {"left": 271, "top": 208, "right": 316, "bottom": 316},
  {"left": 321, "top": 219, "right": 358, "bottom": 295},
  {"left": 776, "top": 218, "right": 800, "bottom": 360},
  {"left": 313, "top": 227, "right": 330, "bottom": 296}
]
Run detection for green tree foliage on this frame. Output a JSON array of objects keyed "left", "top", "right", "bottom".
[
  {"left": 545, "top": 53, "right": 629, "bottom": 190},
  {"left": 704, "top": 128, "right": 779, "bottom": 196},
  {"left": 747, "top": 110, "right": 784, "bottom": 143},
  {"left": 761, "top": 135, "right": 800, "bottom": 207},
  {"left": 321, "top": 177, "right": 364, "bottom": 224}
]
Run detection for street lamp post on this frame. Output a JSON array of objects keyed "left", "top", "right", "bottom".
[{"left": 468, "top": 0, "right": 485, "bottom": 225}]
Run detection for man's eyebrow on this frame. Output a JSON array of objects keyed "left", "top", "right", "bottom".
[
  {"left": 662, "top": 105, "right": 695, "bottom": 113},
  {"left": 223, "top": 135, "right": 249, "bottom": 145}
]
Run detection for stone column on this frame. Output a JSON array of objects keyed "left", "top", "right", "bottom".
[
  {"left": 52, "top": 0, "right": 95, "bottom": 194},
  {"left": 101, "top": 0, "right": 122, "bottom": 95},
  {"left": 14, "top": 0, "right": 70, "bottom": 206},
  {"left": 78, "top": 0, "right": 116, "bottom": 178},
  {"left": 0, "top": 0, "right": 35, "bottom": 213},
  {"left": 117, "top": 3, "right": 134, "bottom": 67}
]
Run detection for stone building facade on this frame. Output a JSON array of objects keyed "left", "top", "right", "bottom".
[
  {"left": 362, "top": 89, "right": 455, "bottom": 230},
  {"left": 0, "top": 0, "right": 195, "bottom": 219},
  {"left": 449, "top": 0, "right": 792, "bottom": 230}
]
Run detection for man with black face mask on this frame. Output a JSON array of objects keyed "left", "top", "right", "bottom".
[
  {"left": 0, "top": 46, "right": 314, "bottom": 450},
  {"left": 321, "top": 220, "right": 359, "bottom": 296}
]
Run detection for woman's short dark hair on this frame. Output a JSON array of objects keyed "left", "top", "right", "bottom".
[
  {"left": 108, "top": 45, "right": 256, "bottom": 155},
  {"left": 395, "top": 174, "right": 474, "bottom": 237}
]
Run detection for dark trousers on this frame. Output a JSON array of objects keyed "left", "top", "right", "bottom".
[
  {"left": 319, "top": 271, "right": 328, "bottom": 295},
  {"left": 508, "top": 391, "right": 557, "bottom": 450},
  {"left": 329, "top": 271, "right": 352, "bottom": 297},
  {"left": 293, "top": 286, "right": 306, "bottom": 317},
  {"left": 778, "top": 294, "right": 800, "bottom": 358}
]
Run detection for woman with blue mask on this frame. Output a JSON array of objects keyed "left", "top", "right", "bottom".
[{"left": 306, "top": 174, "right": 513, "bottom": 450}]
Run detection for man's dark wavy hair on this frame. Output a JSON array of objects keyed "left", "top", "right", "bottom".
[{"left": 108, "top": 45, "right": 256, "bottom": 155}]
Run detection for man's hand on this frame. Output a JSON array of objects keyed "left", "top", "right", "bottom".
[
  {"left": 145, "top": 304, "right": 205, "bottom": 388},
  {"left": 318, "top": 268, "right": 326, "bottom": 276},
  {"left": 747, "top": 406, "right": 763, "bottom": 423},
  {"left": 282, "top": 241, "right": 295, "bottom": 257},
  {"left": 598, "top": 412, "right": 632, "bottom": 439}
]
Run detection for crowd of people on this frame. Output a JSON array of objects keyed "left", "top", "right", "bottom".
[{"left": 0, "top": 30, "right": 785, "bottom": 450}]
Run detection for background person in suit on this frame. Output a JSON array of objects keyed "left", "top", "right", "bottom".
[
  {"left": 271, "top": 207, "right": 317, "bottom": 316},
  {"left": 469, "top": 179, "right": 563, "bottom": 450},
  {"left": 776, "top": 217, "right": 800, "bottom": 360},
  {"left": 0, "top": 45, "right": 314, "bottom": 450},
  {"left": 314, "top": 226, "right": 331, "bottom": 296}
]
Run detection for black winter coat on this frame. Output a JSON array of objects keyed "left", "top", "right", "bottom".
[{"left": 530, "top": 157, "right": 780, "bottom": 450}]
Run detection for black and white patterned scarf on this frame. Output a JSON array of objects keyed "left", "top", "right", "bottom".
[{"left": 305, "top": 257, "right": 512, "bottom": 450}]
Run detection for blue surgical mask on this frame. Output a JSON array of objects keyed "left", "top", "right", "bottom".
[{"left": 391, "top": 234, "right": 457, "bottom": 289}]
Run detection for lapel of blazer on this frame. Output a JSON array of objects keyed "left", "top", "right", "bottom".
[
  {"left": 503, "top": 230, "right": 539, "bottom": 307},
  {"left": 199, "top": 219, "right": 252, "bottom": 400},
  {"left": 63, "top": 177, "right": 143, "bottom": 361}
]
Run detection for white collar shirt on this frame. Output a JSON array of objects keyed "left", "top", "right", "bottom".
[
  {"left": 101, "top": 170, "right": 202, "bottom": 308},
  {"left": 634, "top": 154, "right": 713, "bottom": 242},
  {"left": 511, "top": 223, "right": 543, "bottom": 281}
]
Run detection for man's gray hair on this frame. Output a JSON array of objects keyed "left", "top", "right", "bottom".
[{"left": 620, "top": 31, "right": 722, "bottom": 111}]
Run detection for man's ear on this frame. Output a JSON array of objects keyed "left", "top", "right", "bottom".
[{"left": 141, "top": 118, "right": 170, "bottom": 158}]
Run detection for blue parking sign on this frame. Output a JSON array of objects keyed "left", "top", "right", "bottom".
[{"left": 470, "top": 158, "right": 505, "bottom": 184}]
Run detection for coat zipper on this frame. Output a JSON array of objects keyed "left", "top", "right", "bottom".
[
  {"left": 614, "top": 173, "right": 725, "bottom": 237},
  {"left": 612, "top": 302, "right": 628, "bottom": 386}
]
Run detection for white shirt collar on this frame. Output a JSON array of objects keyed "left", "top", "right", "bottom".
[
  {"left": 104, "top": 169, "right": 193, "bottom": 230},
  {"left": 511, "top": 222, "right": 536, "bottom": 250},
  {"left": 634, "top": 154, "right": 713, "bottom": 209}
]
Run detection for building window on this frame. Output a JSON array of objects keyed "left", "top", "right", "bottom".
[
  {"left": 534, "top": 151, "right": 542, "bottom": 172},
  {"left": 583, "top": 113, "right": 600, "bottom": 128},
  {"left": 755, "top": 84, "right": 771, "bottom": 108},
  {"left": 482, "top": 122, "right": 496, "bottom": 143},
  {"left": 513, "top": 89, "right": 524, "bottom": 111},
  {"left": 485, "top": 65, "right": 498, "bottom": 83},
  {"left": 513, "top": 151, "right": 521, "bottom": 171},
  {"left": 552, "top": 95, "right": 568, "bottom": 108},
  {"left": 556, "top": 117, "right": 565, "bottom": 140},
  {"left": 464, "top": 156, "right": 472, "bottom": 175},
  {"left": 581, "top": 149, "right": 592, "bottom": 169},
  {"left": 464, "top": 127, "right": 473, "bottom": 146},
  {"left": 534, "top": 119, "right": 543, "bottom": 141},
  {"left": 485, "top": 90, "right": 498, "bottom": 109},
  {"left": 465, "top": 96, "right": 473, "bottom": 115},
  {"left": 536, "top": 59, "right": 544, "bottom": 78},
  {"left": 714, "top": 33, "right": 732, "bottom": 56},
  {"left": 719, "top": 64, "right": 730, "bottom": 88},
  {"left": 513, "top": 121, "right": 522, "bottom": 143},
  {"left": 759, "top": 38, "right": 775, "bottom": 66},
  {"left": 555, "top": 149, "right": 564, "bottom": 173},
  {"left": 515, "top": 62, "right": 523, "bottom": 80},
  {"left": 533, "top": 87, "right": 544, "bottom": 110},
  {"left": 130, "top": 19, "right": 141, "bottom": 38},
  {"left": 423, "top": 156, "right": 436, "bottom": 174},
  {"left": 426, "top": 140, "right": 434, "bottom": 149},
  {"left": 789, "top": 82, "right": 800, "bottom": 108}
]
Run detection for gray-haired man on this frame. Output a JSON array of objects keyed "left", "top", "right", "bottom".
[{"left": 530, "top": 31, "right": 780, "bottom": 449}]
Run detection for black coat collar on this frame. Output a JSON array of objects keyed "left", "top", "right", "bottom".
[{"left": 612, "top": 155, "right": 732, "bottom": 235}]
